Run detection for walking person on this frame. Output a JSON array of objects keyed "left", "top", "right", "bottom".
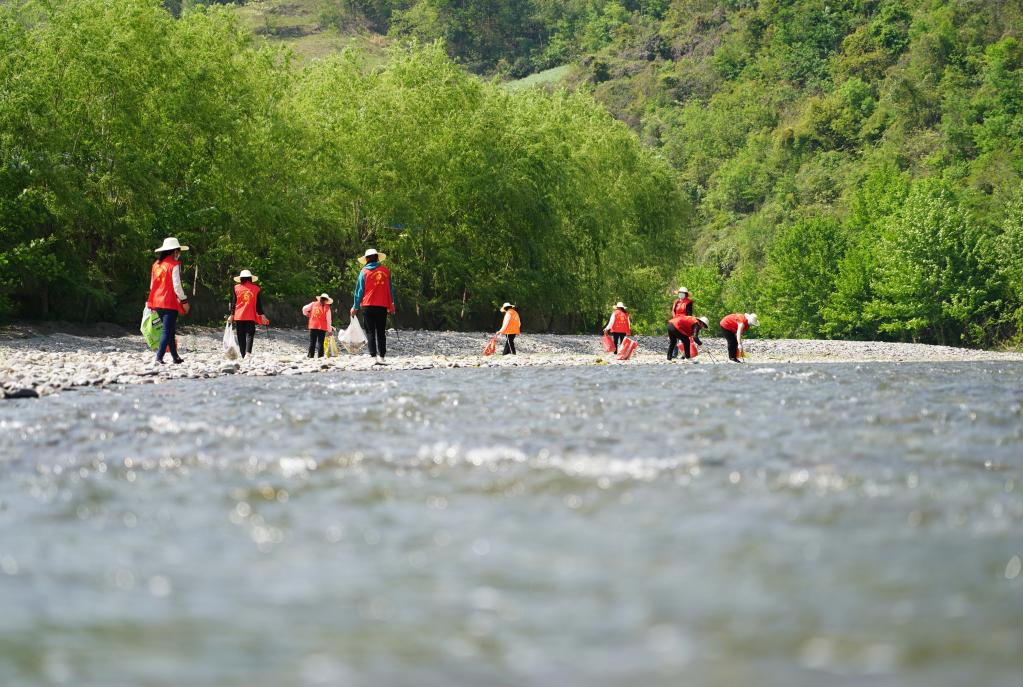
[
  {"left": 146, "top": 237, "right": 190, "bottom": 364},
  {"left": 669, "top": 287, "right": 693, "bottom": 360},
  {"left": 227, "top": 269, "right": 264, "bottom": 359},
  {"left": 603, "top": 302, "right": 631, "bottom": 354},
  {"left": 667, "top": 314, "right": 709, "bottom": 361},
  {"left": 350, "top": 248, "right": 394, "bottom": 365},
  {"left": 498, "top": 303, "right": 520, "bottom": 355},
  {"left": 719, "top": 312, "right": 760, "bottom": 362},
  {"left": 303, "top": 294, "right": 334, "bottom": 358}
]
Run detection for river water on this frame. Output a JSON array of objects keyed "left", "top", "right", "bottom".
[{"left": 1, "top": 362, "right": 1021, "bottom": 686}]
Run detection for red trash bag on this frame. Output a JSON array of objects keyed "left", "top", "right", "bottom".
[
  {"left": 615, "top": 337, "right": 638, "bottom": 361},
  {"left": 483, "top": 336, "right": 498, "bottom": 356},
  {"left": 601, "top": 332, "right": 615, "bottom": 352},
  {"left": 678, "top": 340, "right": 699, "bottom": 359}
]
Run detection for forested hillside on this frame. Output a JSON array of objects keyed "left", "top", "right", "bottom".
[
  {"left": 0, "top": 0, "right": 688, "bottom": 331},
  {"left": 4, "top": 0, "right": 1023, "bottom": 345}
]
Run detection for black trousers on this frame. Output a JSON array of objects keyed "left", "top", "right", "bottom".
[
  {"left": 610, "top": 332, "right": 625, "bottom": 354},
  {"left": 667, "top": 325, "right": 694, "bottom": 360},
  {"left": 308, "top": 329, "right": 327, "bottom": 358},
  {"left": 723, "top": 329, "right": 740, "bottom": 361},
  {"left": 502, "top": 334, "right": 517, "bottom": 355},
  {"left": 362, "top": 306, "right": 388, "bottom": 358},
  {"left": 235, "top": 320, "right": 256, "bottom": 357}
]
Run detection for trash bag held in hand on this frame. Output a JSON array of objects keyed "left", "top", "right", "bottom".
[
  {"left": 223, "top": 323, "right": 241, "bottom": 360},
  {"left": 483, "top": 336, "right": 498, "bottom": 356},
  {"left": 601, "top": 332, "right": 615, "bottom": 353},
  {"left": 615, "top": 337, "right": 638, "bottom": 361},
  {"left": 140, "top": 307, "right": 162, "bottom": 351},
  {"left": 339, "top": 316, "right": 368, "bottom": 354}
]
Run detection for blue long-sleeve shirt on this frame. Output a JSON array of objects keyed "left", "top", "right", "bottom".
[{"left": 352, "top": 262, "right": 395, "bottom": 310}]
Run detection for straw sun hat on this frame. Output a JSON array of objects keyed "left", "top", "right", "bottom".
[
  {"left": 677, "top": 287, "right": 689, "bottom": 295},
  {"left": 615, "top": 302, "right": 628, "bottom": 310},
  {"left": 317, "top": 293, "right": 334, "bottom": 304},
  {"left": 233, "top": 269, "right": 259, "bottom": 283},
  {"left": 154, "top": 237, "right": 188, "bottom": 253},
  {"left": 746, "top": 313, "right": 760, "bottom": 327},
  {"left": 358, "top": 248, "right": 388, "bottom": 265},
  {"left": 500, "top": 302, "right": 517, "bottom": 312}
]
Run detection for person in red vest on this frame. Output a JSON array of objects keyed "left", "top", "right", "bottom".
[
  {"left": 667, "top": 314, "right": 709, "bottom": 361},
  {"left": 669, "top": 287, "right": 693, "bottom": 360},
  {"left": 498, "top": 302, "right": 521, "bottom": 355},
  {"left": 350, "top": 248, "right": 394, "bottom": 365},
  {"left": 602, "top": 302, "right": 631, "bottom": 354},
  {"left": 227, "top": 269, "right": 265, "bottom": 359},
  {"left": 719, "top": 312, "right": 760, "bottom": 362},
  {"left": 146, "top": 237, "right": 190, "bottom": 364},
  {"left": 303, "top": 293, "right": 334, "bottom": 358}
]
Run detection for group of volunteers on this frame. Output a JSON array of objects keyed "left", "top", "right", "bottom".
[
  {"left": 146, "top": 237, "right": 758, "bottom": 365},
  {"left": 602, "top": 286, "right": 759, "bottom": 362}
]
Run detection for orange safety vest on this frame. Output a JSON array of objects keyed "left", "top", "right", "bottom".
[
  {"left": 610, "top": 309, "right": 631, "bottom": 335},
  {"left": 147, "top": 258, "right": 184, "bottom": 313},
  {"left": 501, "top": 308, "right": 521, "bottom": 335},
  {"left": 360, "top": 265, "right": 393, "bottom": 309},
  {"left": 233, "top": 282, "right": 260, "bottom": 322},
  {"left": 720, "top": 313, "right": 749, "bottom": 333},
  {"left": 307, "top": 302, "right": 330, "bottom": 331},
  {"left": 670, "top": 314, "right": 701, "bottom": 337},
  {"left": 672, "top": 297, "right": 692, "bottom": 317}
]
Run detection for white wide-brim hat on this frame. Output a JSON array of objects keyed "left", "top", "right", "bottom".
[
  {"left": 746, "top": 313, "right": 760, "bottom": 327},
  {"left": 317, "top": 293, "right": 334, "bottom": 304},
  {"left": 358, "top": 248, "right": 388, "bottom": 265},
  {"left": 615, "top": 302, "right": 627, "bottom": 310},
  {"left": 677, "top": 287, "right": 689, "bottom": 295},
  {"left": 233, "top": 269, "right": 259, "bottom": 283},
  {"left": 154, "top": 237, "right": 188, "bottom": 253},
  {"left": 500, "top": 302, "right": 516, "bottom": 312},
  {"left": 697, "top": 316, "right": 710, "bottom": 327}
]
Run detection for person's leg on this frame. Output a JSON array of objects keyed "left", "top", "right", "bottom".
[
  {"left": 156, "top": 309, "right": 176, "bottom": 362},
  {"left": 308, "top": 330, "right": 317, "bottom": 358},
  {"left": 502, "top": 336, "right": 511, "bottom": 355},
  {"left": 315, "top": 330, "right": 326, "bottom": 357},
  {"left": 366, "top": 307, "right": 387, "bottom": 358},
  {"left": 376, "top": 309, "right": 387, "bottom": 358},
  {"left": 245, "top": 322, "right": 256, "bottom": 355},
  {"left": 724, "top": 330, "right": 739, "bottom": 361},
  {"left": 236, "top": 322, "right": 246, "bottom": 358},
  {"left": 508, "top": 334, "right": 516, "bottom": 355},
  {"left": 680, "top": 334, "right": 692, "bottom": 359},
  {"left": 666, "top": 325, "right": 680, "bottom": 360},
  {"left": 612, "top": 333, "right": 624, "bottom": 354}
]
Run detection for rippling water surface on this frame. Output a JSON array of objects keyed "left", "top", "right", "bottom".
[{"left": 1, "top": 362, "right": 1022, "bottom": 686}]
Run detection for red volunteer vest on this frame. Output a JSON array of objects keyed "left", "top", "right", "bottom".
[
  {"left": 360, "top": 265, "right": 393, "bottom": 308},
  {"left": 233, "top": 282, "right": 260, "bottom": 321},
  {"left": 147, "top": 258, "right": 184, "bottom": 313},
  {"left": 720, "top": 313, "right": 749, "bottom": 333},
  {"left": 670, "top": 314, "right": 701, "bottom": 337},
  {"left": 672, "top": 297, "right": 692, "bottom": 317},
  {"left": 501, "top": 309, "right": 521, "bottom": 335},
  {"left": 308, "top": 302, "right": 330, "bottom": 331},
  {"left": 610, "top": 309, "right": 631, "bottom": 334}
]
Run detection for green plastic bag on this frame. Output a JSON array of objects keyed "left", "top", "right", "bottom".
[{"left": 140, "top": 308, "right": 162, "bottom": 350}]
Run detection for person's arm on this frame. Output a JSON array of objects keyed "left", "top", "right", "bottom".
[
  {"left": 326, "top": 308, "right": 333, "bottom": 330},
  {"left": 685, "top": 301, "right": 693, "bottom": 316},
  {"left": 388, "top": 274, "right": 395, "bottom": 314},
  {"left": 604, "top": 313, "right": 615, "bottom": 332},
  {"left": 351, "top": 271, "right": 365, "bottom": 315},
  {"left": 693, "top": 326, "right": 703, "bottom": 347},
  {"left": 172, "top": 264, "right": 189, "bottom": 312},
  {"left": 736, "top": 323, "right": 745, "bottom": 349},
  {"left": 499, "top": 311, "right": 511, "bottom": 334},
  {"left": 256, "top": 292, "right": 264, "bottom": 316},
  {"left": 626, "top": 315, "right": 632, "bottom": 336},
  {"left": 302, "top": 302, "right": 313, "bottom": 316}
]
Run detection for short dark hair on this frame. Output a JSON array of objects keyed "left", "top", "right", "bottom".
[
  {"left": 157, "top": 249, "right": 176, "bottom": 261},
  {"left": 240, "top": 276, "right": 252, "bottom": 283}
]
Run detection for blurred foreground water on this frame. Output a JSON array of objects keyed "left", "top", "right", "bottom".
[{"left": 1, "top": 362, "right": 1022, "bottom": 687}]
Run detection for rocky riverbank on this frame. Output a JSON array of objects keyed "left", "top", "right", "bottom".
[{"left": 1, "top": 322, "right": 1021, "bottom": 398}]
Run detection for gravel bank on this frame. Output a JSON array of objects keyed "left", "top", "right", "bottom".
[{"left": 1, "top": 323, "right": 1021, "bottom": 398}]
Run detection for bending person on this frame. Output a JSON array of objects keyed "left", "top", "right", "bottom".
[
  {"left": 351, "top": 248, "right": 394, "bottom": 365},
  {"left": 669, "top": 288, "right": 693, "bottom": 360},
  {"left": 667, "top": 314, "right": 709, "bottom": 361},
  {"left": 146, "top": 237, "right": 190, "bottom": 364},
  {"left": 719, "top": 312, "right": 760, "bottom": 362},
  {"left": 603, "top": 302, "right": 631, "bottom": 354},
  {"left": 228, "top": 269, "right": 264, "bottom": 359},
  {"left": 498, "top": 303, "right": 520, "bottom": 355},
  {"left": 303, "top": 293, "right": 333, "bottom": 358}
]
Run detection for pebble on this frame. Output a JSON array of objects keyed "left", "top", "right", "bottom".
[{"left": 1, "top": 325, "right": 1020, "bottom": 400}]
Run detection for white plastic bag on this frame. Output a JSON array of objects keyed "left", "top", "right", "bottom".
[
  {"left": 339, "top": 316, "right": 368, "bottom": 354},
  {"left": 223, "top": 323, "right": 241, "bottom": 360}
]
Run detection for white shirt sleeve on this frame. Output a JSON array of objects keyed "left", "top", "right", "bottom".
[
  {"left": 172, "top": 264, "right": 187, "bottom": 301},
  {"left": 605, "top": 313, "right": 616, "bottom": 331},
  {"left": 500, "top": 311, "right": 511, "bottom": 333},
  {"left": 326, "top": 308, "right": 332, "bottom": 328},
  {"left": 736, "top": 323, "right": 745, "bottom": 347},
  {"left": 302, "top": 302, "right": 313, "bottom": 316}
]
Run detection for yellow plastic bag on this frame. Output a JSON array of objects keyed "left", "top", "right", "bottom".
[{"left": 324, "top": 335, "right": 339, "bottom": 358}]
